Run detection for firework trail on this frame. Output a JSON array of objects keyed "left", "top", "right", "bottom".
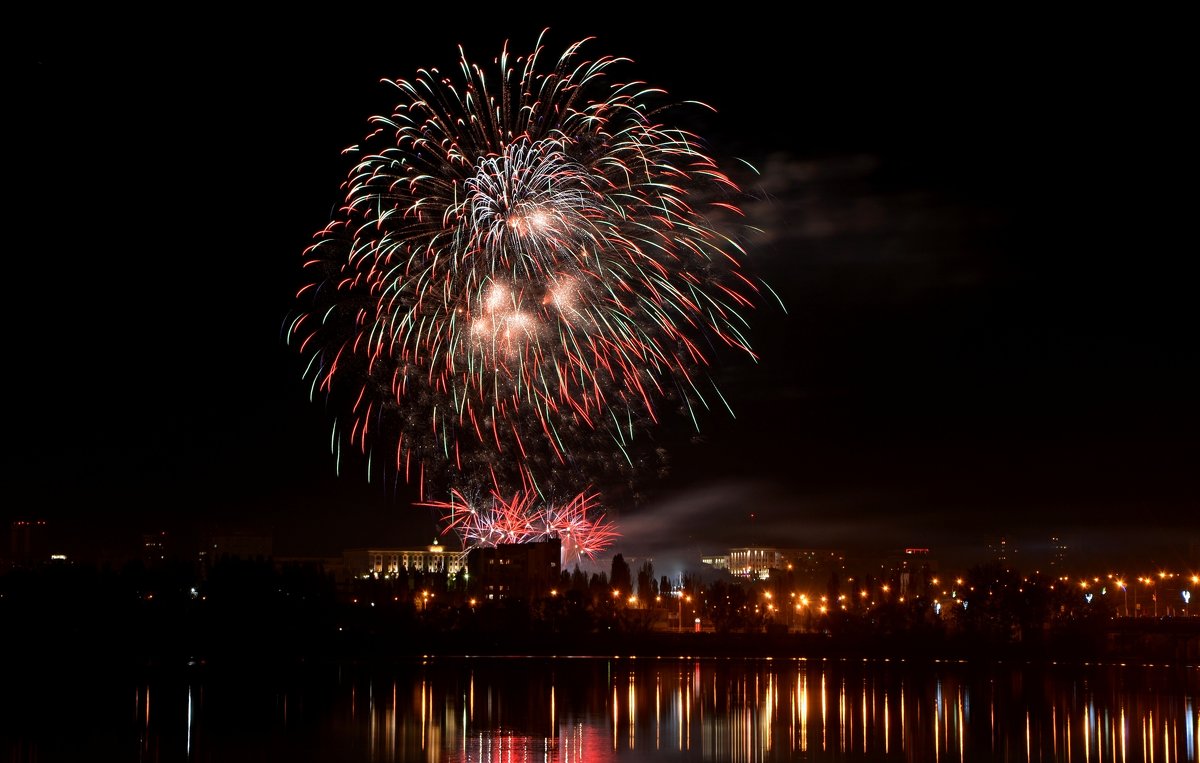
[{"left": 287, "top": 30, "right": 769, "bottom": 550}]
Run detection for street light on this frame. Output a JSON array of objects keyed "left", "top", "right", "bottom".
[
  {"left": 792, "top": 592, "right": 811, "bottom": 633},
  {"left": 678, "top": 593, "right": 692, "bottom": 634},
  {"left": 1116, "top": 579, "right": 1128, "bottom": 617},
  {"left": 1140, "top": 576, "right": 1158, "bottom": 617}
]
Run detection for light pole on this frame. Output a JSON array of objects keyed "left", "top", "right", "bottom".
[
  {"left": 1116, "top": 580, "right": 1128, "bottom": 617},
  {"left": 678, "top": 593, "right": 691, "bottom": 634}
]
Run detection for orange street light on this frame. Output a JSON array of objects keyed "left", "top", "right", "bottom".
[{"left": 678, "top": 594, "right": 692, "bottom": 634}]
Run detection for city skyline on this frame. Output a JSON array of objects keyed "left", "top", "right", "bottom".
[
  {"left": 7, "top": 512, "right": 1191, "bottom": 583},
  {"left": 12, "top": 12, "right": 1195, "bottom": 573}
]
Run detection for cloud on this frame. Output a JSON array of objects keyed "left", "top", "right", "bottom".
[
  {"left": 727, "top": 151, "right": 1009, "bottom": 310},
  {"left": 607, "top": 479, "right": 909, "bottom": 576}
]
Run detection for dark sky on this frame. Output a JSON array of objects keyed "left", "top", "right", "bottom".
[{"left": 13, "top": 11, "right": 1195, "bottom": 573}]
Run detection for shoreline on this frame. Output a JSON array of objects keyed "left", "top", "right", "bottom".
[{"left": 11, "top": 621, "right": 1197, "bottom": 673}]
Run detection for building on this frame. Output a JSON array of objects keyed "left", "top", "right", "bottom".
[
  {"left": 988, "top": 536, "right": 1017, "bottom": 568},
  {"left": 704, "top": 547, "right": 846, "bottom": 582},
  {"left": 8, "top": 520, "right": 50, "bottom": 567},
  {"left": 343, "top": 538, "right": 466, "bottom": 581},
  {"left": 1049, "top": 536, "right": 1068, "bottom": 572},
  {"left": 468, "top": 538, "right": 562, "bottom": 601},
  {"left": 206, "top": 532, "right": 273, "bottom": 561},
  {"left": 880, "top": 548, "right": 940, "bottom": 599},
  {"left": 142, "top": 530, "right": 171, "bottom": 565}
]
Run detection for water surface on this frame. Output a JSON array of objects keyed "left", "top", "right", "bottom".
[{"left": 2, "top": 656, "right": 1197, "bottom": 761}]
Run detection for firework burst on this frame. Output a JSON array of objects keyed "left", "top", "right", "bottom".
[
  {"left": 288, "top": 30, "right": 766, "bottom": 521},
  {"left": 423, "top": 488, "right": 618, "bottom": 566}
]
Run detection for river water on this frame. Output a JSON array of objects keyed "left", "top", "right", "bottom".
[{"left": 3, "top": 655, "right": 1197, "bottom": 761}]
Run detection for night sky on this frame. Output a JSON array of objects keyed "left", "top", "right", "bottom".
[{"left": 13, "top": 12, "right": 1195, "bottom": 573}]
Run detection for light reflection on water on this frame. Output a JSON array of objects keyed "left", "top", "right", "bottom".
[{"left": 2, "top": 657, "right": 1197, "bottom": 761}]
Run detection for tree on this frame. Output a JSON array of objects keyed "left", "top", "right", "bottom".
[
  {"left": 610, "top": 554, "right": 632, "bottom": 596},
  {"left": 953, "top": 561, "right": 1026, "bottom": 645},
  {"left": 588, "top": 571, "right": 609, "bottom": 606},
  {"left": 570, "top": 564, "right": 588, "bottom": 593},
  {"left": 636, "top": 560, "right": 656, "bottom": 601}
]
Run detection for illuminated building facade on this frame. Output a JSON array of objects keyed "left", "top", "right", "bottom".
[
  {"left": 343, "top": 538, "right": 466, "bottom": 580},
  {"left": 706, "top": 547, "right": 846, "bottom": 581}
]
